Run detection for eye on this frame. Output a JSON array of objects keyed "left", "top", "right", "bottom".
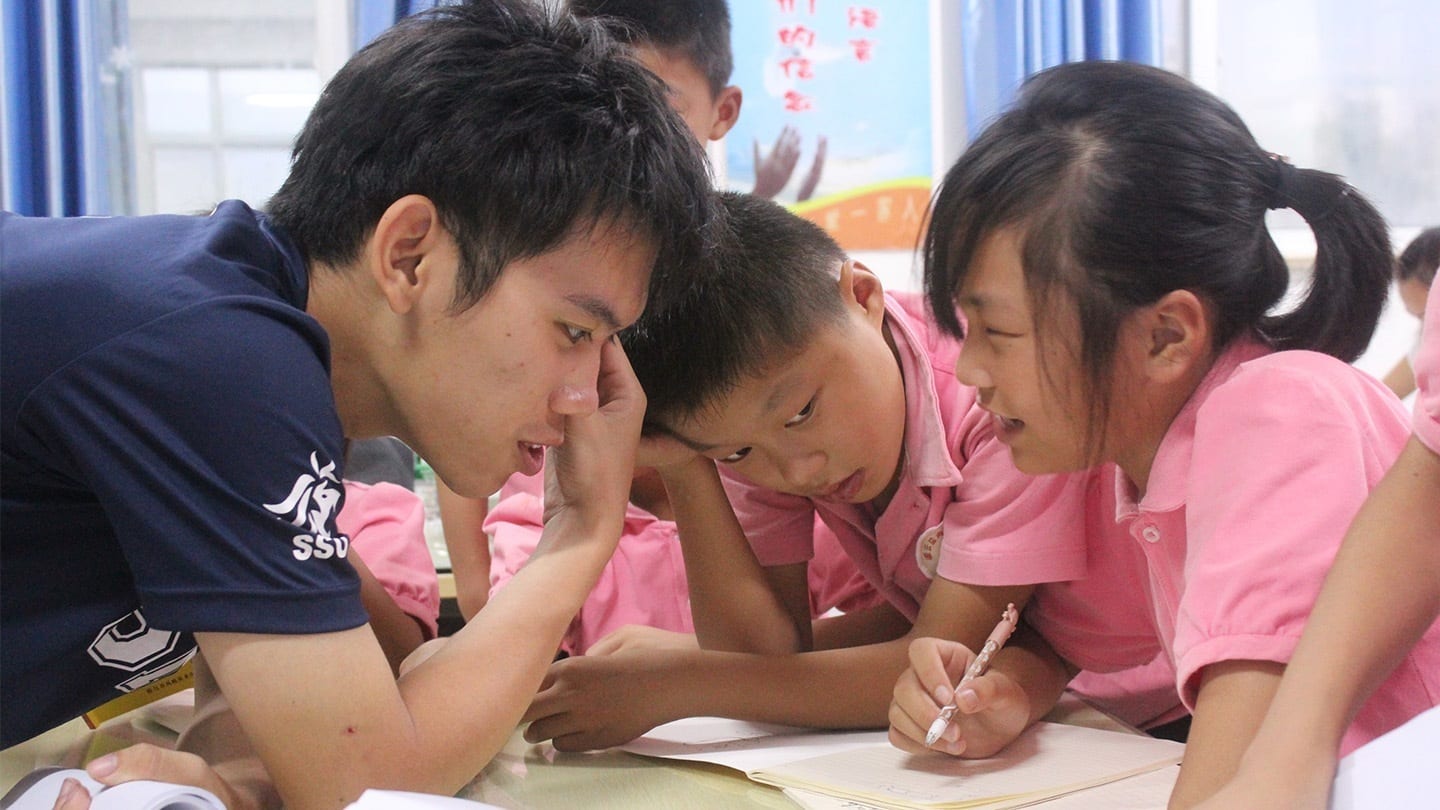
[
  {"left": 718, "top": 447, "right": 752, "bottom": 464},
  {"left": 985, "top": 328, "right": 1023, "bottom": 339},
  {"left": 563, "top": 324, "right": 594, "bottom": 344},
  {"left": 783, "top": 398, "right": 815, "bottom": 428}
]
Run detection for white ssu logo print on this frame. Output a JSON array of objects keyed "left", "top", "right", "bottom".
[{"left": 264, "top": 451, "right": 350, "bottom": 561}]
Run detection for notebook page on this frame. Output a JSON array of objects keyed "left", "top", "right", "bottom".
[
  {"left": 782, "top": 766, "right": 1179, "bottom": 810},
  {"left": 620, "top": 716, "right": 889, "bottom": 774},
  {"left": 748, "top": 722, "right": 1183, "bottom": 809}
]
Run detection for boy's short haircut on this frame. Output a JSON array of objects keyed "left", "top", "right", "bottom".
[
  {"left": 1397, "top": 226, "right": 1440, "bottom": 286},
  {"left": 568, "top": 0, "right": 734, "bottom": 96},
  {"left": 267, "top": 0, "right": 712, "bottom": 314},
  {"left": 623, "top": 191, "right": 847, "bottom": 426}
]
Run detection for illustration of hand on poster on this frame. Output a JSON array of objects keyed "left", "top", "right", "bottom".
[{"left": 728, "top": 1, "right": 931, "bottom": 251}]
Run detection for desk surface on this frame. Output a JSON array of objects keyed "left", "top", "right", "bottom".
[{"left": 1, "top": 695, "right": 1136, "bottom": 808}]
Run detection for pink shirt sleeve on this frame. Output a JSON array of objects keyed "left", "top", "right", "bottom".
[
  {"left": 1413, "top": 280, "right": 1440, "bottom": 454},
  {"left": 1173, "top": 356, "right": 1410, "bottom": 707},
  {"left": 483, "top": 474, "right": 545, "bottom": 599},
  {"left": 338, "top": 480, "right": 440, "bottom": 640},
  {"left": 720, "top": 468, "right": 819, "bottom": 566},
  {"left": 935, "top": 407, "right": 1088, "bottom": 585}
]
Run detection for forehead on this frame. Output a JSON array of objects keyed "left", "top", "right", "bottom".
[
  {"left": 633, "top": 45, "right": 713, "bottom": 102},
  {"left": 509, "top": 218, "right": 654, "bottom": 327},
  {"left": 957, "top": 229, "right": 1028, "bottom": 314},
  {"left": 672, "top": 319, "right": 856, "bottom": 443}
]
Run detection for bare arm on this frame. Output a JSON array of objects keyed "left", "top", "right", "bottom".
[
  {"left": 435, "top": 481, "right": 490, "bottom": 621},
  {"left": 1167, "top": 661, "right": 1284, "bottom": 808},
  {"left": 177, "top": 338, "right": 642, "bottom": 809},
  {"left": 1197, "top": 436, "right": 1440, "bottom": 809},
  {"left": 523, "top": 577, "right": 1032, "bottom": 749},
  {"left": 658, "top": 458, "right": 807, "bottom": 654},
  {"left": 350, "top": 551, "right": 427, "bottom": 676},
  {"left": 1382, "top": 356, "right": 1416, "bottom": 400}
]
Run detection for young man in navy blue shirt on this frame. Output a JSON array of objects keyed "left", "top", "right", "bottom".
[{"left": 0, "top": 1, "right": 710, "bottom": 806}]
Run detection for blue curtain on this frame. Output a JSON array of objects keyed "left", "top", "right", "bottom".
[
  {"left": 2, "top": 0, "right": 131, "bottom": 216},
  {"left": 961, "top": 0, "right": 1160, "bottom": 139},
  {"left": 353, "top": 0, "right": 445, "bottom": 51}
]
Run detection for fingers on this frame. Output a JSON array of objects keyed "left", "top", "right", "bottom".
[
  {"left": 54, "top": 778, "right": 93, "bottom": 810},
  {"left": 83, "top": 745, "right": 239, "bottom": 807},
  {"left": 595, "top": 336, "right": 643, "bottom": 414}
]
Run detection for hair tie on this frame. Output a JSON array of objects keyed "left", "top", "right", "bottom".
[{"left": 1266, "top": 153, "right": 1298, "bottom": 210}]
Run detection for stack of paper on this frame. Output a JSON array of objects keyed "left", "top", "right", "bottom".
[{"left": 621, "top": 718, "right": 1183, "bottom": 810}]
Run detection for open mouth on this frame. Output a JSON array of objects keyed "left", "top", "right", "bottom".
[{"left": 518, "top": 442, "right": 546, "bottom": 475}]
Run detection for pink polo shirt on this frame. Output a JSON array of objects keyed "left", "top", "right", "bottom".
[
  {"left": 1414, "top": 280, "right": 1440, "bottom": 454},
  {"left": 721, "top": 292, "right": 1088, "bottom": 622},
  {"left": 486, "top": 471, "right": 883, "bottom": 656},
  {"left": 1078, "top": 337, "right": 1440, "bottom": 754},
  {"left": 337, "top": 480, "right": 441, "bottom": 640}
]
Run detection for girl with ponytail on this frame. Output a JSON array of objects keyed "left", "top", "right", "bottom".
[{"left": 887, "top": 61, "right": 1440, "bottom": 808}]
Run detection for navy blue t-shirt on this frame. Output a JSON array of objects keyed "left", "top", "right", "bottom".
[{"left": 1, "top": 201, "right": 370, "bottom": 746}]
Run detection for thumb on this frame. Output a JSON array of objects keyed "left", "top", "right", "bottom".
[{"left": 86, "top": 746, "right": 241, "bottom": 808}]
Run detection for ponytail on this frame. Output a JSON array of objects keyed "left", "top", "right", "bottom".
[{"left": 1260, "top": 160, "right": 1392, "bottom": 362}]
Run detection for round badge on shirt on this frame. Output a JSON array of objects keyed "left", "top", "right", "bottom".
[{"left": 915, "top": 523, "right": 942, "bottom": 579}]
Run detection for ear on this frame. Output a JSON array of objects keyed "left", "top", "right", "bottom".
[
  {"left": 707, "top": 85, "right": 742, "bottom": 141},
  {"left": 1137, "top": 289, "right": 1210, "bottom": 382},
  {"left": 839, "top": 259, "right": 887, "bottom": 326},
  {"left": 364, "top": 195, "right": 444, "bottom": 315}
]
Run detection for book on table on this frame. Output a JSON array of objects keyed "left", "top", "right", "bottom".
[{"left": 620, "top": 717, "right": 1184, "bottom": 810}]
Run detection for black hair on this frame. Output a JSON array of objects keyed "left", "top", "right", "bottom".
[
  {"left": 1397, "top": 227, "right": 1440, "bottom": 286},
  {"left": 267, "top": 0, "right": 713, "bottom": 314},
  {"left": 623, "top": 191, "right": 847, "bottom": 426},
  {"left": 923, "top": 60, "right": 1392, "bottom": 451},
  {"left": 568, "top": 0, "right": 733, "bottom": 96}
]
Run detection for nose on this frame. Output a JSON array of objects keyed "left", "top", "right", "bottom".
[
  {"left": 774, "top": 447, "right": 827, "bottom": 492},
  {"left": 954, "top": 343, "right": 992, "bottom": 389},
  {"left": 549, "top": 348, "right": 603, "bottom": 416}
]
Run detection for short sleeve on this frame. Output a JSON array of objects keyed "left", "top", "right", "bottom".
[
  {"left": 720, "top": 466, "right": 818, "bottom": 566},
  {"left": 1413, "top": 280, "right": 1440, "bottom": 454},
  {"left": 1173, "top": 358, "right": 1410, "bottom": 706},
  {"left": 935, "top": 417, "right": 1088, "bottom": 586},
  {"left": 339, "top": 481, "right": 440, "bottom": 639},
  {"left": 29, "top": 301, "right": 367, "bottom": 634}
]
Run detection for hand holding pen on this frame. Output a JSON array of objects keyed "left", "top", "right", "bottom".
[{"left": 924, "top": 603, "right": 1021, "bottom": 748}]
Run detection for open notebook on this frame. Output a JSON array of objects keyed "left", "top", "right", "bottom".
[
  {"left": 622, "top": 718, "right": 1183, "bottom": 810},
  {"left": 1, "top": 768, "right": 223, "bottom": 810}
]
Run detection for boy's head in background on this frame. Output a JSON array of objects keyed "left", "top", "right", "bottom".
[
  {"left": 569, "top": 0, "right": 742, "bottom": 145},
  {"left": 1397, "top": 226, "right": 1440, "bottom": 318},
  {"left": 623, "top": 192, "right": 908, "bottom": 505}
]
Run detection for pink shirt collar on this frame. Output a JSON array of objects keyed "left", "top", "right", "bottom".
[{"left": 884, "top": 292, "right": 965, "bottom": 490}]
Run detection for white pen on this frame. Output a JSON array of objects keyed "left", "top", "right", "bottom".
[{"left": 924, "top": 602, "right": 1020, "bottom": 748}]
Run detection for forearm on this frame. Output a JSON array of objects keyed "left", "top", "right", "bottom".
[
  {"left": 812, "top": 602, "right": 912, "bottom": 650},
  {"left": 351, "top": 553, "right": 427, "bottom": 675},
  {"left": 661, "top": 460, "right": 803, "bottom": 653},
  {"left": 647, "top": 640, "right": 916, "bottom": 729},
  {"left": 435, "top": 480, "right": 490, "bottom": 621},
  {"left": 203, "top": 512, "right": 621, "bottom": 807}
]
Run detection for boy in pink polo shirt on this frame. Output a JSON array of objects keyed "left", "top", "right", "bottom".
[
  {"left": 890, "top": 61, "right": 1440, "bottom": 808},
  {"left": 485, "top": 469, "right": 883, "bottom": 656},
  {"left": 1199, "top": 279, "right": 1440, "bottom": 809},
  {"left": 519, "top": 192, "right": 1176, "bottom": 752}
]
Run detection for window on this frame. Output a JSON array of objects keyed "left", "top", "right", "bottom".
[{"left": 126, "top": 0, "right": 341, "bottom": 215}]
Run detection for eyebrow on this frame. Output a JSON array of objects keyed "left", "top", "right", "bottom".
[
  {"left": 664, "top": 428, "right": 719, "bottom": 454},
  {"left": 565, "top": 294, "right": 624, "bottom": 332}
]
